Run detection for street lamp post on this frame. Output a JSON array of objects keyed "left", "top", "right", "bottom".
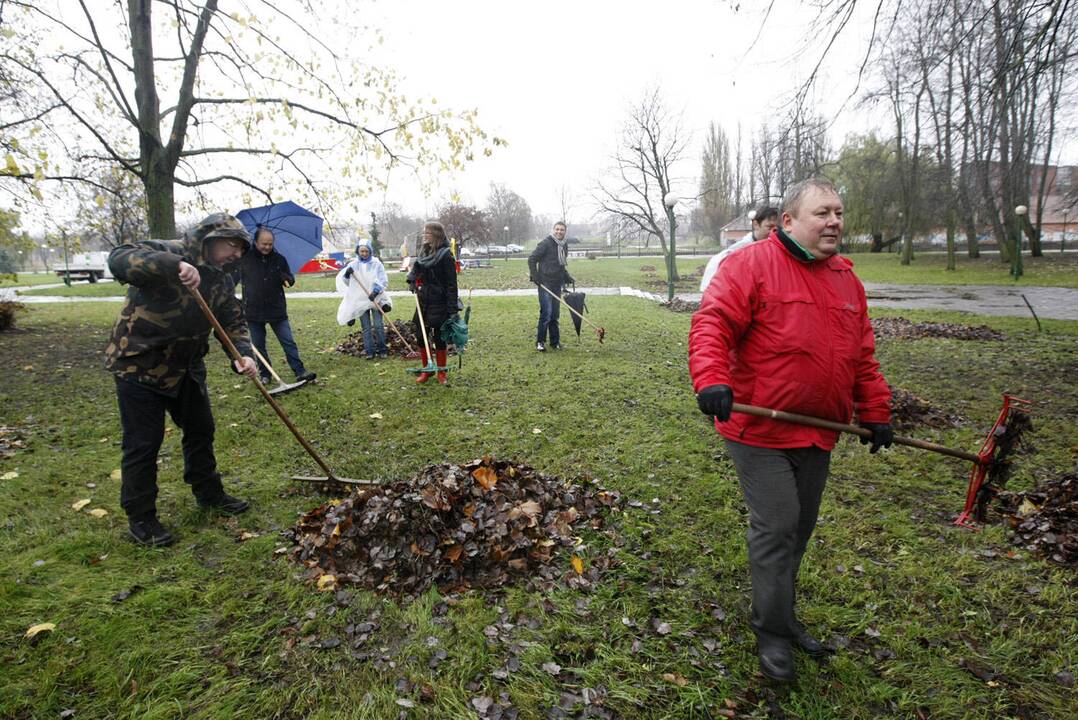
[
  {"left": 663, "top": 192, "right": 679, "bottom": 302},
  {"left": 1062, "top": 209, "right": 1069, "bottom": 254},
  {"left": 1013, "top": 205, "right": 1027, "bottom": 280},
  {"left": 503, "top": 225, "right": 509, "bottom": 263}
]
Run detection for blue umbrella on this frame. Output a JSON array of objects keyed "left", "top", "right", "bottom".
[{"left": 235, "top": 201, "right": 324, "bottom": 274}]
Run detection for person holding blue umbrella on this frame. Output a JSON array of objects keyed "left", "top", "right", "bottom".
[{"left": 236, "top": 227, "right": 316, "bottom": 385}]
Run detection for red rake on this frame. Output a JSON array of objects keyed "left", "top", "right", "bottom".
[{"left": 727, "top": 393, "right": 1032, "bottom": 528}]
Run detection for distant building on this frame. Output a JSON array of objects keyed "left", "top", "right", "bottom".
[{"left": 719, "top": 214, "right": 752, "bottom": 248}]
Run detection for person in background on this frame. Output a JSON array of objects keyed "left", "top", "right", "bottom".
[
  {"left": 527, "top": 220, "right": 574, "bottom": 351},
  {"left": 699, "top": 205, "right": 780, "bottom": 291},
  {"left": 237, "top": 227, "right": 316, "bottom": 385},
  {"left": 689, "top": 179, "right": 893, "bottom": 682},
  {"left": 406, "top": 221, "right": 459, "bottom": 384},
  {"left": 104, "top": 214, "right": 260, "bottom": 548},
  {"left": 341, "top": 238, "right": 391, "bottom": 359}
]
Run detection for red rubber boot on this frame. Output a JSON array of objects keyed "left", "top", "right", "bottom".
[
  {"left": 436, "top": 349, "right": 448, "bottom": 385},
  {"left": 415, "top": 347, "right": 433, "bottom": 384}
]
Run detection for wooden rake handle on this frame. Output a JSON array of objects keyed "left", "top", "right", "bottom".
[
  {"left": 730, "top": 402, "right": 983, "bottom": 465},
  {"left": 185, "top": 285, "right": 339, "bottom": 480},
  {"left": 538, "top": 283, "right": 606, "bottom": 341}
]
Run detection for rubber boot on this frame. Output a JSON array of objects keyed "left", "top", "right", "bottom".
[
  {"left": 415, "top": 347, "right": 433, "bottom": 384},
  {"left": 436, "top": 349, "right": 448, "bottom": 385}
]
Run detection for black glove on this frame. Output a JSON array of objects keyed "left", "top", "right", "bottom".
[
  {"left": 697, "top": 384, "right": 733, "bottom": 421},
  {"left": 368, "top": 291, "right": 377, "bottom": 302},
  {"left": 343, "top": 267, "right": 353, "bottom": 280},
  {"left": 529, "top": 274, "right": 540, "bottom": 285},
  {"left": 407, "top": 279, "right": 417, "bottom": 294},
  {"left": 859, "top": 423, "right": 894, "bottom": 454},
  {"left": 565, "top": 274, "right": 575, "bottom": 286}
]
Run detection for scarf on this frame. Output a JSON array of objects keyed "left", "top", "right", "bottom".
[{"left": 553, "top": 236, "right": 567, "bottom": 266}]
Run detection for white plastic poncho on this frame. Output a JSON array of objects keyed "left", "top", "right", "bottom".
[{"left": 336, "top": 247, "right": 390, "bottom": 326}]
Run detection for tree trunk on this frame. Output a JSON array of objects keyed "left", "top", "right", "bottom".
[
  {"left": 946, "top": 211, "right": 956, "bottom": 271},
  {"left": 144, "top": 161, "right": 176, "bottom": 238}
]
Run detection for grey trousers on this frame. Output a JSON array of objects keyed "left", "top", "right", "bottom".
[{"left": 724, "top": 439, "right": 831, "bottom": 643}]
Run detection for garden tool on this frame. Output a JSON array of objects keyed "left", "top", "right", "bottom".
[
  {"left": 725, "top": 394, "right": 1032, "bottom": 528},
  {"left": 250, "top": 344, "right": 311, "bottom": 396},
  {"left": 539, "top": 282, "right": 605, "bottom": 343},
  {"left": 186, "top": 285, "right": 364, "bottom": 485},
  {"left": 408, "top": 290, "right": 439, "bottom": 382},
  {"left": 346, "top": 270, "right": 417, "bottom": 357}
]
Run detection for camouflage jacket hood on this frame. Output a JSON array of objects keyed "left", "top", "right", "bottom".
[{"left": 104, "top": 233, "right": 253, "bottom": 395}]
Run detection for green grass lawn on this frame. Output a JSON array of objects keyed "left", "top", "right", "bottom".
[
  {"left": 0, "top": 271, "right": 68, "bottom": 287},
  {"left": 15, "top": 252, "right": 1078, "bottom": 299},
  {"left": 1, "top": 298, "right": 1075, "bottom": 719}
]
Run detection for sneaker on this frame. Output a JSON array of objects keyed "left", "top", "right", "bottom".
[
  {"left": 549, "top": 344, "right": 561, "bottom": 350},
  {"left": 197, "top": 493, "right": 250, "bottom": 515},
  {"left": 378, "top": 352, "right": 389, "bottom": 359},
  {"left": 296, "top": 370, "right": 317, "bottom": 383},
  {"left": 346, "top": 319, "right": 356, "bottom": 327},
  {"left": 365, "top": 354, "right": 376, "bottom": 360},
  {"left": 127, "top": 516, "right": 176, "bottom": 547},
  {"left": 536, "top": 342, "right": 546, "bottom": 352}
]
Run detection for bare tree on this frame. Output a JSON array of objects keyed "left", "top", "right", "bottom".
[
  {"left": 486, "top": 183, "right": 533, "bottom": 246},
  {"left": 0, "top": 1, "right": 501, "bottom": 237},
  {"left": 594, "top": 88, "right": 691, "bottom": 299}
]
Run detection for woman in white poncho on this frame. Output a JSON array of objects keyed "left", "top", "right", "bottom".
[{"left": 336, "top": 239, "right": 391, "bottom": 359}]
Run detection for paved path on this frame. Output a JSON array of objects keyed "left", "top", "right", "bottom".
[{"left": 4, "top": 282, "right": 1077, "bottom": 320}]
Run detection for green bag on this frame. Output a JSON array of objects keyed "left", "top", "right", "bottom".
[{"left": 439, "top": 312, "right": 469, "bottom": 350}]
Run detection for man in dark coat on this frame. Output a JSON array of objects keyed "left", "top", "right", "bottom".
[
  {"left": 105, "top": 213, "right": 260, "bottom": 547},
  {"left": 236, "top": 228, "right": 315, "bottom": 384},
  {"left": 527, "top": 220, "right": 574, "bottom": 351}
]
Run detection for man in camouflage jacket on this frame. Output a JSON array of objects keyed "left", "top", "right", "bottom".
[{"left": 105, "top": 213, "right": 259, "bottom": 547}]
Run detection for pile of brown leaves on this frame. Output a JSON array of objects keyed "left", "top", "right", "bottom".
[
  {"left": 286, "top": 457, "right": 621, "bottom": 597},
  {"left": 872, "top": 316, "right": 1004, "bottom": 341},
  {"left": 335, "top": 320, "right": 457, "bottom": 359},
  {"left": 889, "top": 386, "right": 962, "bottom": 431},
  {"left": 0, "top": 300, "right": 25, "bottom": 333},
  {"left": 662, "top": 298, "right": 700, "bottom": 314},
  {"left": 995, "top": 472, "right": 1077, "bottom": 567}
]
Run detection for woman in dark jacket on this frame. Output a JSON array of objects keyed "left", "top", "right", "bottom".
[{"left": 407, "top": 221, "right": 459, "bottom": 385}]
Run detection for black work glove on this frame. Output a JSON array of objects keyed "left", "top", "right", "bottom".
[
  {"left": 343, "top": 267, "right": 354, "bottom": 280},
  {"left": 697, "top": 384, "right": 733, "bottom": 421},
  {"left": 859, "top": 423, "right": 894, "bottom": 454},
  {"left": 529, "top": 274, "right": 540, "bottom": 285},
  {"left": 407, "top": 279, "right": 417, "bottom": 294},
  {"left": 368, "top": 291, "right": 378, "bottom": 302}
]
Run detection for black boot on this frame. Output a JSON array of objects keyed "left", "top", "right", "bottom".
[
  {"left": 757, "top": 636, "right": 796, "bottom": 682},
  {"left": 197, "top": 492, "right": 250, "bottom": 515},
  {"left": 128, "top": 516, "right": 176, "bottom": 547},
  {"left": 793, "top": 621, "right": 828, "bottom": 657}
]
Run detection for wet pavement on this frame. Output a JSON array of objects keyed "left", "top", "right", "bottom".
[{"left": 3, "top": 281, "right": 1076, "bottom": 320}]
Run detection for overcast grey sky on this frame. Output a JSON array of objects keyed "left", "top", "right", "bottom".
[{"left": 359, "top": 0, "right": 886, "bottom": 222}]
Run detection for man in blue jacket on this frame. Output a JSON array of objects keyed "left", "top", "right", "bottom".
[{"left": 237, "top": 228, "right": 316, "bottom": 384}]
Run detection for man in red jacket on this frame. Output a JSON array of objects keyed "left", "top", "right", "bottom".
[{"left": 688, "top": 178, "right": 893, "bottom": 682}]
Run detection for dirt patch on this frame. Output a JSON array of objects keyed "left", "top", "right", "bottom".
[
  {"left": 334, "top": 320, "right": 457, "bottom": 359},
  {"left": 639, "top": 264, "right": 656, "bottom": 272},
  {"left": 286, "top": 457, "right": 621, "bottom": 598},
  {"left": 995, "top": 471, "right": 1077, "bottom": 567},
  {"left": 890, "top": 386, "right": 962, "bottom": 431},
  {"left": 662, "top": 298, "right": 700, "bottom": 313},
  {"left": 872, "top": 316, "right": 1005, "bottom": 341}
]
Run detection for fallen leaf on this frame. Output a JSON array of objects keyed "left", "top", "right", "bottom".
[
  {"left": 1, "top": 471, "right": 18, "bottom": 480},
  {"left": 111, "top": 585, "right": 142, "bottom": 603},
  {"left": 316, "top": 574, "right": 336, "bottom": 591},
  {"left": 472, "top": 465, "right": 498, "bottom": 491},
  {"left": 109, "top": 469, "right": 121, "bottom": 481},
  {"left": 571, "top": 555, "right": 584, "bottom": 575},
  {"left": 71, "top": 498, "right": 91, "bottom": 511},
  {"left": 88, "top": 508, "right": 108, "bottom": 519},
  {"left": 25, "top": 622, "right": 55, "bottom": 639},
  {"left": 532, "top": 427, "right": 542, "bottom": 434},
  {"left": 542, "top": 661, "right": 561, "bottom": 675},
  {"left": 239, "top": 531, "right": 259, "bottom": 541},
  {"left": 369, "top": 412, "right": 383, "bottom": 419},
  {"left": 662, "top": 672, "right": 689, "bottom": 687}
]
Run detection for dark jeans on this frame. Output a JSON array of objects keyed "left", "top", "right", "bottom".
[
  {"left": 115, "top": 375, "right": 226, "bottom": 520},
  {"left": 536, "top": 282, "right": 562, "bottom": 346},
  {"left": 359, "top": 309, "right": 387, "bottom": 356},
  {"left": 724, "top": 439, "right": 831, "bottom": 643},
  {"left": 249, "top": 318, "right": 306, "bottom": 378}
]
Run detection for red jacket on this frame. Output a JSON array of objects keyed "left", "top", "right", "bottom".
[{"left": 688, "top": 230, "right": 891, "bottom": 450}]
